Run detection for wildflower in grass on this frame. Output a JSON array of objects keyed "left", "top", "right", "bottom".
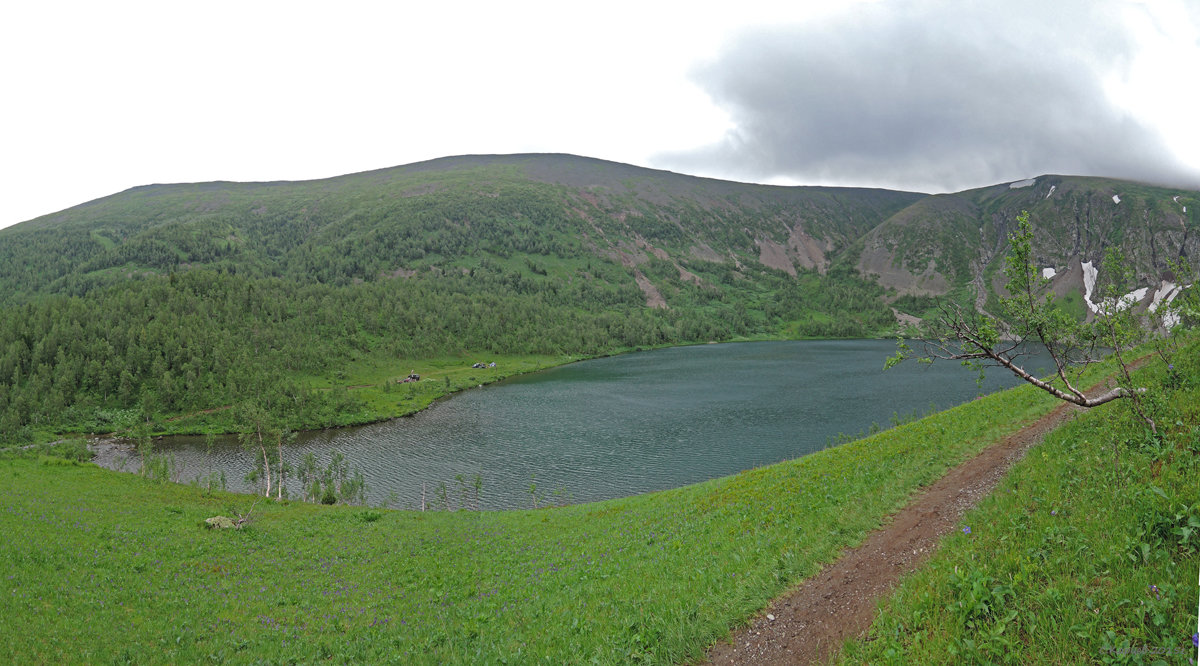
[
  {"left": 1051, "top": 510, "right": 1057, "bottom": 516},
  {"left": 962, "top": 526, "right": 971, "bottom": 535}
]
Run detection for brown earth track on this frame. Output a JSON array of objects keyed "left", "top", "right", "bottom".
[{"left": 703, "top": 397, "right": 1089, "bottom": 665}]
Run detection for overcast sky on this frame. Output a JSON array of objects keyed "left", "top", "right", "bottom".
[{"left": 3, "top": 0, "right": 1199, "bottom": 230}]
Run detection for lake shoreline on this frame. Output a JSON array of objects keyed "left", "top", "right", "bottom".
[
  {"left": 103, "top": 338, "right": 1030, "bottom": 509},
  {"left": 56, "top": 333, "right": 873, "bottom": 442}
]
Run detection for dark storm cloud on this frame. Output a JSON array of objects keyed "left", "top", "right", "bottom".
[{"left": 657, "top": 1, "right": 1199, "bottom": 192}]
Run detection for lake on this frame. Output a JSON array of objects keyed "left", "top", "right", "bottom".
[{"left": 97, "top": 340, "right": 1036, "bottom": 509}]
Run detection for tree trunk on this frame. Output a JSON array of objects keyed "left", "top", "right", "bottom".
[
  {"left": 276, "top": 438, "right": 283, "bottom": 500},
  {"left": 257, "top": 430, "right": 271, "bottom": 498}
]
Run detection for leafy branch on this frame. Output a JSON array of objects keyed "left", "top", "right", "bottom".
[{"left": 887, "top": 210, "right": 1186, "bottom": 433}]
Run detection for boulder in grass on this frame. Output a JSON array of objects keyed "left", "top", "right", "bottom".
[{"left": 205, "top": 516, "right": 236, "bottom": 529}]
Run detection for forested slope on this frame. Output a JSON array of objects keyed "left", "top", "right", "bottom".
[
  {"left": 0, "top": 154, "right": 921, "bottom": 302},
  {"left": 1, "top": 154, "right": 1196, "bottom": 442},
  {"left": 0, "top": 156, "right": 918, "bottom": 441}
]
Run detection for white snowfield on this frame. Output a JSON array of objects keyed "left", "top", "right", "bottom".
[
  {"left": 1092, "top": 287, "right": 1148, "bottom": 316},
  {"left": 1150, "top": 281, "right": 1189, "bottom": 328},
  {"left": 1045, "top": 185, "right": 1056, "bottom": 199},
  {"left": 1082, "top": 261, "right": 1099, "bottom": 311},
  {"left": 1081, "top": 260, "right": 1152, "bottom": 316},
  {"left": 1042, "top": 267, "right": 1057, "bottom": 279},
  {"left": 1112, "top": 194, "right": 1121, "bottom": 204},
  {"left": 1150, "top": 282, "right": 1182, "bottom": 312},
  {"left": 1118, "top": 288, "right": 1149, "bottom": 310},
  {"left": 1009, "top": 178, "right": 1036, "bottom": 189}
]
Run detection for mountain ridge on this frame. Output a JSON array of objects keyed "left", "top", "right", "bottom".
[
  {"left": 4, "top": 154, "right": 1194, "bottom": 315},
  {"left": 7, "top": 154, "right": 1190, "bottom": 312},
  {"left": 0, "top": 153, "right": 926, "bottom": 306}
]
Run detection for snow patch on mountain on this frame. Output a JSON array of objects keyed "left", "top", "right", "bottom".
[
  {"left": 1150, "top": 281, "right": 1189, "bottom": 328},
  {"left": 1082, "top": 261, "right": 1099, "bottom": 311}
]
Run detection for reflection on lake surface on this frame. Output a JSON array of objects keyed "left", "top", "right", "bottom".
[{"left": 98, "top": 340, "right": 1037, "bottom": 509}]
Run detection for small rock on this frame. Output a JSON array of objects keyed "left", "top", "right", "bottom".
[
  {"left": 766, "top": 614, "right": 775, "bottom": 622},
  {"left": 205, "top": 516, "right": 236, "bottom": 529}
]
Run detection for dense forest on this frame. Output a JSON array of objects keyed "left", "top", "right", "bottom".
[
  {"left": 0, "top": 157, "right": 921, "bottom": 304},
  {"left": 0, "top": 262, "right": 892, "bottom": 444}
]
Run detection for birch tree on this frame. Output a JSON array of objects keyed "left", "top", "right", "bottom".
[
  {"left": 887, "top": 210, "right": 1188, "bottom": 434},
  {"left": 236, "top": 401, "right": 285, "bottom": 498}
]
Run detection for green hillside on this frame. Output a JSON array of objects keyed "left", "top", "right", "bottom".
[
  {"left": 1, "top": 155, "right": 1197, "bottom": 442},
  {"left": 0, "top": 155, "right": 922, "bottom": 441},
  {"left": 1, "top": 155, "right": 1197, "bottom": 662},
  {"left": 0, "top": 154, "right": 921, "bottom": 304}
]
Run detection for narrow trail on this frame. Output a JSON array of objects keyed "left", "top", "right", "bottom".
[{"left": 703, "top": 391, "right": 1100, "bottom": 665}]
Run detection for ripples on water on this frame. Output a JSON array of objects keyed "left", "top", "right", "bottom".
[{"left": 105, "top": 340, "right": 1034, "bottom": 509}]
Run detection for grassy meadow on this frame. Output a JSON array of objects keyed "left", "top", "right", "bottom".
[
  {"left": 2, "top": 340, "right": 1197, "bottom": 664},
  {"left": 841, "top": 343, "right": 1200, "bottom": 664}
]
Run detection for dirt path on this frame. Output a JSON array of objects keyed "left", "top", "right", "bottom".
[{"left": 704, "top": 398, "right": 1085, "bottom": 665}]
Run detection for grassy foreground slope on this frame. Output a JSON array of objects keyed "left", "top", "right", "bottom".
[
  {"left": 7, "top": 344, "right": 1195, "bottom": 664},
  {"left": 842, "top": 344, "right": 1200, "bottom": 664}
]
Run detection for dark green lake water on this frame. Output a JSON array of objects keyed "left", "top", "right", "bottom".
[{"left": 109, "top": 340, "right": 1034, "bottom": 509}]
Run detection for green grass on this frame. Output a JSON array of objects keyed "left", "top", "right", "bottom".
[
  {"left": 841, "top": 340, "right": 1200, "bottom": 664},
  {"left": 2, "top": 353, "right": 1086, "bottom": 664},
  {"left": 88, "top": 229, "right": 116, "bottom": 251},
  {"left": 1053, "top": 285, "right": 1089, "bottom": 322},
  {"left": 4, "top": 343, "right": 1195, "bottom": 664}
]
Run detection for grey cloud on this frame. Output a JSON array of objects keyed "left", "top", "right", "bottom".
[{"left": 656, "top": 1, "right": 1200, "bottom": 192}]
